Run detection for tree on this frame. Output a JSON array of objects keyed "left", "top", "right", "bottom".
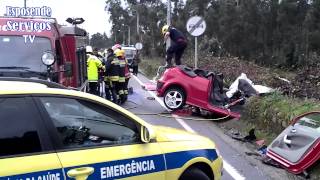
[{"left": 90, "top": 33, "right": 112, "bottom": 49}]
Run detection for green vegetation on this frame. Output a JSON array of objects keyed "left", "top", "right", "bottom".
[
  {"left": 139, "top": 57, "right": 162, "bottom": 79},
  {"left": 243, "top": 92, "right": 320, "bottom": 135},
  {"left": 104, "top": 0, "right": 320, "bottom": 69}
]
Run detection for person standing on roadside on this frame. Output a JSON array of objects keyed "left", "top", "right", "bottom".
[
  {"left": 116, "top": 49, "right": 127, "bottom": 104},
  {"left": 86, "top": 46, "right": 104, "bottom": 95},
  {"left": 132, "top": 50, "right": 141, "bottom": 76},
  {"left": 104, "top": 48, "right": 120, "bottom": 104}
]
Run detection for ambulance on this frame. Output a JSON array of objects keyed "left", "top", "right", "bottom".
[{"left": 0, "top": 79, "right": 223, "bottom": 180}]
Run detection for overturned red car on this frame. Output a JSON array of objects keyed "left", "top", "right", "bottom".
[
  {"left": 156, "top": 65, "right": 250, "bottom": 119},
  {"left": 267, "top": 111, "right": 320, "bottom": 175}
]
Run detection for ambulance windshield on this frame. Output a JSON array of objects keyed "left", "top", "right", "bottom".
[{"left": 0, "top": 35, "right": 52, "bottom": 72}]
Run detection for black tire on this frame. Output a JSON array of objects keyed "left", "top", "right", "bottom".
[
  {"left": 163, "top": 87, "right": 186, "bottom": 110},
  {"left": 179, "top": 167, "right": 210, "bottom": 180}
]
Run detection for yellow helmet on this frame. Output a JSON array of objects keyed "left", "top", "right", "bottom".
[
  {"left": 119, "top": 49, "right": 125, "bottom": 57},
  {"left": 162, "top": 25, "right": 169, "bottom": 35},
  {"left": 114, "top": 49, "right": 121, "bottom": 57}
]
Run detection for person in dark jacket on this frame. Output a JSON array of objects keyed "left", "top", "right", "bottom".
[
  {"left": 162, "top": 25, "right": 187, "bottom": 67},
  {"left": 132, "top": 51, "right": 141, "bottom": 76},
  {"left": 104, "top": 48, "right": 120, "bottom": 104},
  {"left": 116, "top": 49, "right": 127, "bottom": 104}
]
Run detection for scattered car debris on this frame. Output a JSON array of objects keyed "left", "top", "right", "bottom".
[
  {"left": 256, "top": 139, "right": 266, "bottom": 146},
  {"left": 257, "top": 145, "right": 267, "bottom": 155},
  {"left": 262, "top": 156, "right": 282, "bottom": 169},
  {"left": 277, "top": 77, "right": 291, "bottom": 84},
  {"left": 142, "top": 82, "right": 157, "bottom": 91},
  {"left": 230, "top": 128, "right": 257, "bottom": 143},
  {"left": 128, "top": 87, "right": 134, "bottom": 95},
  {"left": 146, "top": 96, "right": 155, "bottom": 100}
]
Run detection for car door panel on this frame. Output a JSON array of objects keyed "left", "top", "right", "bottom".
[
  {"left": 0, "top": 97, "right": 63, "bottom": 179},
  {"left": 36, "top": 96, "right": 166, "bottom": 179},
  {"left": 0, "top": 154, "right": 64, "bottom": 179},
  {"left": 58, "top": 144, "right": 166, "bottom": 179}
]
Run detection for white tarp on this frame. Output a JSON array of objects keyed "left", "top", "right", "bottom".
[{"left": 226, "top": 73, "right": 274, "bottom": 98}]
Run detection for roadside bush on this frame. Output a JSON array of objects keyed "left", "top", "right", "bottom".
[
  {"left": 139, "top": 57, "right": 162, "bottom": 79},
  {"left": 243, "top": 91, "right": 320, "bottom": 135}
]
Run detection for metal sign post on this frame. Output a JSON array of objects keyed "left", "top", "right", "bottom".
[
  {"left": 195, "top": 37, "right": 198, "bottom": 68},
  {"left": 186, "top": 16, "right": 206, "bottom": 68}
]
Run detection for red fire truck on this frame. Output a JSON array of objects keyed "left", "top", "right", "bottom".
[{"left": 0, "top": 17, "right": 88, "bottom": 88}]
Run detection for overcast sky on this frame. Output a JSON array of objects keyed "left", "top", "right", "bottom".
[{"left": 0, "top": 0, "right": 111, "bottom": 36}]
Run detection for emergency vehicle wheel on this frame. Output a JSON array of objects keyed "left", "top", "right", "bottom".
[
  {"left": 179, "top": 167, "right": 210, "bottom": 180},
  {"left": 164, "top": 87, "right": 185, "bottom": 110}
]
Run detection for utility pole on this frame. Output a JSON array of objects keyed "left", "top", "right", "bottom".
[
  {"left": 137, "top": 12, "right": 139, "bottom": 37},
  {"left": 166, "top": 0, "right": 171, "bottom": 50},
  {"left": 123, "top": 31, "right": 125, "bottom": 45},
  {"left": 128, "top": 26, "right": 131, "bottom": 45}
]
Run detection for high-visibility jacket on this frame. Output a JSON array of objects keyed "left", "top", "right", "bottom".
[
  {"left": 87, "top": 54, "right": 103, "bottom": 82},
  {"left": 105, "top": 53, "right": 120, "bottom": 82}
]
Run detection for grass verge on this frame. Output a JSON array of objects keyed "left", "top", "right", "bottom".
[{"left": 139, "top": 57, "right": 163, "bottom": 79}]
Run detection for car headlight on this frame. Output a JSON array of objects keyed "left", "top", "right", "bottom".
[
  {"left": 41, "top": 52, "right": 55, "bottom": 66},
  {"left": 216, "top": 148, "right": 221, "bottom": 157}
]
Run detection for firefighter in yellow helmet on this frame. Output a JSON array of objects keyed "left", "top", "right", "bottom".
[
  {"left": 162, "top": 25, "right": 187, "bottom": 67},
  {"left": 104, "top": 48, "right": 120, "bottom": 104},
  {"left": 116, "top": 49, "right": 127, "bottom": 104},
  {"left": 86, "top": 46, "right": 104, "bottom": 95}
]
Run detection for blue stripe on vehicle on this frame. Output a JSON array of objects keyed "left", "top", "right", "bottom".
[
  {"left": 1, "top": 149, "right": 218, "bottom": 179},
  {"left": 64, "top": 154, "right": 166, "bottom": 179},
  {"left": 165, "top": 149, "right": 218, "bottom": 170}
]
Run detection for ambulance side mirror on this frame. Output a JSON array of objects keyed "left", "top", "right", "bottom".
[
  {"left": 140, "top": 125, "right": 156, "bottom": 143},
  {"left": 64, "top": 62, "right": 73, "bottom": 77}
]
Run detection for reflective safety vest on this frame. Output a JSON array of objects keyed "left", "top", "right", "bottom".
[
  {"left": 105, "top": 54, "right": 120, "bottom": 82},
  {"left": 87, "top": 54, "right": 103, "bottom": 82}
]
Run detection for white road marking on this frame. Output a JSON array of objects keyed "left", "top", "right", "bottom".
[{"left": 132, "top": 75, "right": 246, "bottom": 180}]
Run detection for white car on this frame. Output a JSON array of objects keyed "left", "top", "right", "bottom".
[{"left": 122, "top": 46, "right": 137, "bottom": 67}]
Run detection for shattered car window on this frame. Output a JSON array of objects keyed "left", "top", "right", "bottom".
[{"left": 296, "top": 114, "right": 320, "bottom": 133}]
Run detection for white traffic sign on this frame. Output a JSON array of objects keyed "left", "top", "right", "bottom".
[
  {"left": 135, "top": 42, "right": 143, "bottom": 50},
  {"left": 186, "top": 16, "right": 206, "bottom": 37}
]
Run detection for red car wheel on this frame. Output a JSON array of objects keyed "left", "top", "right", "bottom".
[{"left": 164, "top": 87, "right": 185, "bottom": 110}]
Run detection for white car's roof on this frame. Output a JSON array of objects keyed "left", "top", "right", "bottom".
[
  {"left": 0, "top": 81, "right": 48, "bottom": 90},
  {"left": 122, "top": 47, "right": 136, "bottom": 50}
]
